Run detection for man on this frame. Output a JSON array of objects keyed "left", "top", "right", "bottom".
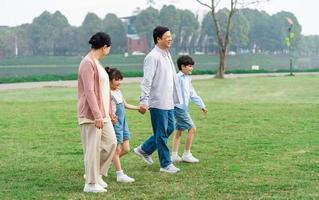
[{"left": 134, "top": 26, "right": 182, "bottom": 174}]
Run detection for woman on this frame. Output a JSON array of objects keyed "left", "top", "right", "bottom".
[{"left": 77, "top": 32, "right": 117, "bottom": 193}]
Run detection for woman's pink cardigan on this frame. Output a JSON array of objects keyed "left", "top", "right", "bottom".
[{"left": 77, "top": 54, "right": 106, "bottom": 120}]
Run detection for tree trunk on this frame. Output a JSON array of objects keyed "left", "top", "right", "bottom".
[{"left": 216, "top": 48, "right": 226, "bottom": 78}]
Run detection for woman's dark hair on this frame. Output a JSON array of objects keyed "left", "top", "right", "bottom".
[
  {"left": 177, "top": 55, "right": 195, "bottom": 70},
  {"left": 89, "top": 32, "right": 111, "bottom": 49},
  {"left": 153, "top": 26, "right": 169, "bottom": 44},
  {"left": 105, "top": 67, "right": 123, "bottom": 80}
]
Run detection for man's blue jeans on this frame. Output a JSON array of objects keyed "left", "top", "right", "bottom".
[{"left": 141, "top": 108, "right": 174, "bottom": 168}]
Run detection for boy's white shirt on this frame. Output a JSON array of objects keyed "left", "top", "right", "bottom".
[{"left": 175, "top": 71, "right": 206, "bottom": 110}]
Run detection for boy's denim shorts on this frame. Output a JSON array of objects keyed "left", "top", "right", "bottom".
[{"left": 174, "top": 107, "right": 194, "bottom": 131}]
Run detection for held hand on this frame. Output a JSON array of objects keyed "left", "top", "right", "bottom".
[
  {"left": 202, "top": 108, "right": 208, "bottom": 115},
  {"left": 138, "top": 105, "right": 148, "bottom": 115},
  {"left": 95, "top": 118, "right": 104, "bottom": 129},
  {"left": 111, "top": 113, "right": 118, "bottom": 125}
]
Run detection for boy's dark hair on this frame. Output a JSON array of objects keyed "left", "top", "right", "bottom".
[
  {"left": 105, "top": 67, "right": 123, "bottom": 80},
  {"left": 177, "top": 55, "right": 195, "bottom": 70},
  {"left": 153, "top": 26, "right": 170, "bottom": 44},
  {"left": 89, "top": 32, "right": 111, "bottom": 49}
]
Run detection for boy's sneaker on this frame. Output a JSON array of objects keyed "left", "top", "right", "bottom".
[
  {"left": 117, "top": 174, "right": 135, "bottom": 183},
  {"left": 133, "top": 145, "right": 153, "bottom": 165},
  {"left": 83, "top": 174, "right": 108, "bottom": 188},
  {"left": 182, "top": 153, "right": 199, "bottom": 163},
  {"left": 83, "top": 183, "right": 107, "bottom": 193},
  {"left": 160, "top": 164, "right": 180, "bottom": 174},
  {"left": 171, "top": 154, "right": 182, "bottom": 162}
]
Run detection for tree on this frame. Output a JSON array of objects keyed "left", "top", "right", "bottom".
[
  {"left": 78, "top": 13, "right": 103, "bottom": 53},
  {"left": 241, "top": 8, "right": 271, "bottom": 53},
  {"left": 159, "top": 5, "right": 179, "bottom": 52},
  {"left": 268, "top": 11, "right": 301, "bottom": 52},
  {"left": 176, "top": 9, "right": 199, "bottom": 53},
  {"left": 102, "top": 13, "right": 126, "bottom": 53},
  {"left": 132, "top": 7, "right": 160, "bottom": 48},
  {"left": 195, "top": 0, "right": 268, "bottom": 78}
]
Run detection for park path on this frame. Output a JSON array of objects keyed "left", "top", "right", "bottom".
[{"left": 1, "top": 72, "right": 319, "bottom": 91}]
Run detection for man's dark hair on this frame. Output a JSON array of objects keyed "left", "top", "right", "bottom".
[
  {"left": 153, "top": 26, "right": 169, "bottom": 44},
  {"left": 89, "top": 32, "right": 111, "bottom": 49},
  {"left": 177, "top": 55, "right": 195, "bottom": 70}
]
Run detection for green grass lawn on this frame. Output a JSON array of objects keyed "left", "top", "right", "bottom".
[
  {"left": 0, "top": 76, "right": 318, "bottom": 199},
  {"left": 1, "top": 54, "right": 319, "bottom": 83}
]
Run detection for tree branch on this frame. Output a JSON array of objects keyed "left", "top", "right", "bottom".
[{"left": 195, "top": 0, "right": 212, "bottom": 9}]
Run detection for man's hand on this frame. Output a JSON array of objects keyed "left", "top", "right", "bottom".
[
  {"left": 95, "top": 118, "right": 104, "bottom": 129},
  {"left": 202, "top": 108, "right": 208, "bottom": 115}
]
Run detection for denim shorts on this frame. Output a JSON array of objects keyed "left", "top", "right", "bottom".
[
  {"left": 113, "top": 103, "right": 130, "bottom": 144},
  {"left": 174, "top": 107, "right": 194, "bottom": 131}
]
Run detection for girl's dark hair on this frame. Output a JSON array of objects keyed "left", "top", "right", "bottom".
[
  {"left": 105, "top": 67, "right": 123, "bottom": 80},
  {"left": 153, "top": 26, "right": 169, "bottom": 44},
  {"left": 89, "top": 32, "right": 111, "bottom": 49},
  {"left": 177, "top": 55, "right": 195, "bottom": 70}
]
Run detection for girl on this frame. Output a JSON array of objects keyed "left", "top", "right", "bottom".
[{"left": 105, "top": 67, "right": 142, "bottom": 183}]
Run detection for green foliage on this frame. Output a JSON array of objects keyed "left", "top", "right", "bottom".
[
  {"left": 0, "top": 77, "right": 318, "bottom": 199},
  {"left": 0, "top": 6, "right": 313, "bottom": 58}
]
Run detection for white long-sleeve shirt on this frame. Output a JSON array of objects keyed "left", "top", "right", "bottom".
[
  {"left": 175, "top": 71, "right": 206, "bottom": 111},
  {"left": 140, "top": 45, "right": 182, "bottom": 109}
]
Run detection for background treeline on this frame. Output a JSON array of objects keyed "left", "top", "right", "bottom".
[{"left": 0, "top": 5, "right": 317, "bottom": 57}]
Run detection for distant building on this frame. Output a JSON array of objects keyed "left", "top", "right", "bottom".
[{"left": 121, "top": 16, "right": 148, "bottom": 54}]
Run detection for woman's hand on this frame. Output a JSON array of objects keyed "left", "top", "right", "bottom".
[{"left": 95, "top": 118, "right": 104, "bottom": 129}]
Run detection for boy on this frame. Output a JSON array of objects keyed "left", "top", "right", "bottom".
[{"left": 171, "top": 55, "right": 208, "bottom": 163}]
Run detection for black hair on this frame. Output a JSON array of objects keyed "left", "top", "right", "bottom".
[
  {"left": 177, "top": 55, "right": 195, "bottom": 70},
  {"left": 105, "top": 67, "right": 123, "bottom": 81},
  {"left": 153, "top": 26, "right": 170, "bottom": 44},
  {"left": 89, "top": 32, "right": 111, "bottom": 49}
]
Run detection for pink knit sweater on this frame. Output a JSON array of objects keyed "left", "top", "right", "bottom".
[{"left": 77, "top": 53, "right": 106, "bottom": 120}]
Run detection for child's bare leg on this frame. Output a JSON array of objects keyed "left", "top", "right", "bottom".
[
  {"left": 184, "top": 127, "right": 196, "bottom": 151},
  {"left": 113, "top": 145, "right": 122, "bottom": 171},
  {"left": 119, "top": 140, "right": 130, "bottom": 157},
  {"left": 172, "top": 130, "right": 182, "bottom": 153},
  {"left": 182, "top": 127, "right": 199, "bottom": 162},
  {"left": 114, "top": 141, "right": 135, "bottom": 183}
]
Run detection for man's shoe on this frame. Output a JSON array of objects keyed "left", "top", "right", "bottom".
[
  {"left": 133, "top": 145, "right": 153, "bottom": 165},
  {"left": 160, "top": 164, "right": 180, "bottom": 174},
  {"left": 171, "top": 154, "right": 182, "bottom": 162},
  {"left": 117, "top": 174, "right": 135, "bottom": 183},
  {"left": 182, "top": 154, "right": 199, "bottom": 163},
  {"left": 83, "top": 184, "right": 107, "bottom": 193}
]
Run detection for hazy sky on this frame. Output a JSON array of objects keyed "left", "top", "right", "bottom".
[{"left": 1, "top": 0, "right": 316, "bottom": 35}]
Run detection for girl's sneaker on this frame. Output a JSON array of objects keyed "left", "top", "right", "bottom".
[
  {"left": 171, "top": 154, "right": 182, "bottom": 162},
  {"left": 117, "top": 174, "right": 135, "bottom": 183},
  {"left": 182, "top": 153, "right": 199, "bottom": 163}
]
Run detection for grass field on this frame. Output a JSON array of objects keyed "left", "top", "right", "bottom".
[
  {"left": 1, "top": 54, "right": 319, "bottom": 83},
  {"left": 0, "top": 76, "right": 318, "bottom": 199}
]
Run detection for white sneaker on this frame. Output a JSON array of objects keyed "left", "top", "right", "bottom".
[
  {"left": 133, "top": 145, "right": 153, "bottom": 165},
  {"left": 117, "top": 174, "right": 135, "bottom": 183},
  {"left": 160, "top": 164, "right": 180, "bottom": 174},
  {"left": 83, "top": 183, "right": 107, "bottom": 193},
  {"left": 171, "top": 154, "right": 182, "bottom": 162},
  {"left": 98, "top": 177, "right": 108, "bottom": 188},
  {"left": 83, "top": 174, "right": 108, "bottom": 188},
  {"left": 182, "top": 154, "right": 199, "bottom": 163}
]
